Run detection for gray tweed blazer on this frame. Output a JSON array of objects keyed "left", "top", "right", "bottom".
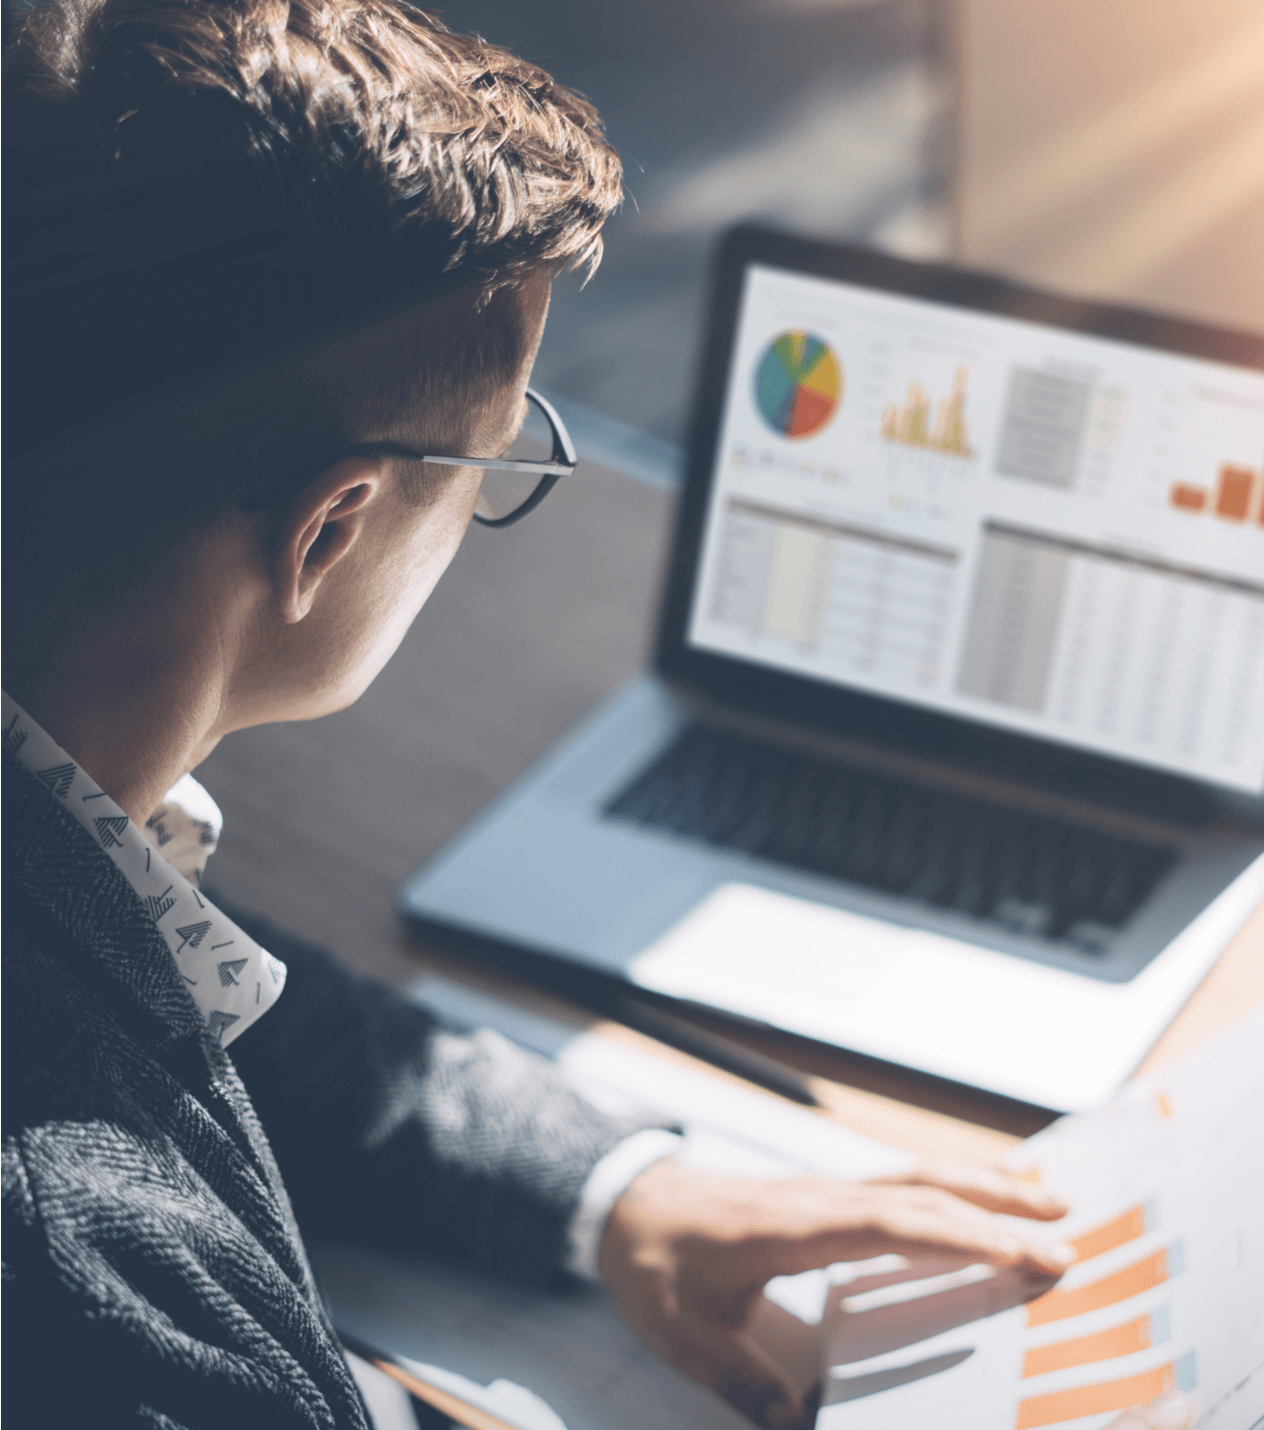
[{"left": 2, "top": 754, "right": 642, "bottom": 1428}]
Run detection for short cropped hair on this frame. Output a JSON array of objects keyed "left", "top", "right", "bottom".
[{"left": 3, "top": 0, "right": 620, "bottom": 611}]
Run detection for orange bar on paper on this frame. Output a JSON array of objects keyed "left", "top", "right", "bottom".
[
  {"left": 1169, "top": 483, "right": 1207, "bottom": 511},
  {"left": 1016, "top": 1364, "right": 1174, "bottom": 1429},
  {"left": 1214, "top": 464, "right": 1254, "bottom": 520},
  {"left": 1069, "top": 1205, "right": 1148, "bottom": 1264},
  {"left": 1027, "top": 1248, "right": 1168, "bottom": 1327},
  {"left": 1022, "top": 1313, "right": 1151, "bottom": 1377}
]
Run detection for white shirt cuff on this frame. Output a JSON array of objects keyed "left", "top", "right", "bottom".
[{"left": 563, "top": 1129, "right": 684, "bottom": 1283}]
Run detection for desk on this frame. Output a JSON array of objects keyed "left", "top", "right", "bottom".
[{"left": 198, "top": 458, "right": 1264, "bottom": 1168}]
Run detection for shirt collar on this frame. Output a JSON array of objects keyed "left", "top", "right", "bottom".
[
  {"left": 143, "top": 772, "right": 223, "bottom": 885},
  {"left": 2, "top": 692, "right": 285, "bottom": 1047}
]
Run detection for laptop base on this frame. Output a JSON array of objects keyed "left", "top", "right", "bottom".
[{"left": 399, "top": 675, "right": 1264, "bottom": 1112}]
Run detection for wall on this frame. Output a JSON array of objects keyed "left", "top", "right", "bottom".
[{"left": 955, "top": 0, "right": 1264, "bottom": 332}]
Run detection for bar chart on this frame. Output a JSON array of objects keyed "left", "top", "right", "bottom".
[
  {"left": 879, "top": 365, "right": 977, "bottom": 459},
  {"left": 1021, "top": 1310, "right": 1162, "bottom": 1378},
  {"left": 819, "top": 1003, "right": 1264, "bottom": 1430},
  {"left": 1015, "top": 1203, "right": 1194, "bottom": 1429},
  {"left": 1168, "top": 461, "right": 1264, "bottom": 524},
  {"left": 1026, "top": 1246, "right": 1173, "bottom": 1329},
  {"left": 1016, "top": 1360, "right": 1192, "bottom": 1430}
]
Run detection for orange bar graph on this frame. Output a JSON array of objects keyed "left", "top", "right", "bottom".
[
  {"left": 1027, "top": 1247, "right": 1171, "bottom": 1327},
  {"left": 1016, "top": 1365, "right": 1175, "bottom": 1429},
  {"left": 879, "top": 366, "right": 977, "bottom": 458},
  {"left": 1169, "top": 483, "right": 1207, "bottom": 512},
  {"left": 1022, "top": 1313, "right": 1152, "bottom": 1377},
  {"left": 1069, "top": 1204, "right": 1149, "bottom": 1264},
  {"left": 1215, "top": 464, "right": 1255, "bottom": 520}
]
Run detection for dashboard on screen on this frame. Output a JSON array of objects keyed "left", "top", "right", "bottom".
[{"left": 685, "top": 262, "right": 1264, "bottom": 795}]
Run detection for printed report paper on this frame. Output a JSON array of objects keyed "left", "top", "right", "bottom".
[{"left": 818, "top": 1001, "right": 1264, "bottom": 1429}]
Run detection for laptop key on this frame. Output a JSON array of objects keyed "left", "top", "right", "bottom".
[
  {"left": 994, "top": 897, "right": 1053, "bottom": 937},
  {"left": 605, "top": 724, "right": 1178, "bottom": 948}
]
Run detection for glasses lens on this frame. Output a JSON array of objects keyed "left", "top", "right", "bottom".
[{"left": 474, "top": 397, "right": 555, "bottom": 522}]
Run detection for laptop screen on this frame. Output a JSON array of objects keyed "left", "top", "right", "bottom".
[{"left": 686, "top": 262, "right": 1264, "bottom": 795}]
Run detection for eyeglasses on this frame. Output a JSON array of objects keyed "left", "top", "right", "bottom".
[{"left": 341, "top": 387, "right": 577, "bottom": 528}]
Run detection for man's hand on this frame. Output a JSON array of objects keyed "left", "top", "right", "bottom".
[
  {"left": 1109, "top": 1393, "right": 1197, "bottom": 1429},
  {"left": 598, "top": 1157, "right": 1074, "bottom": 1430}
]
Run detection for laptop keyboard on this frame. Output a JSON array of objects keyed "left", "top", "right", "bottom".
[{"left": 604, "top": 725, "right": 1178, "bottom": 951}]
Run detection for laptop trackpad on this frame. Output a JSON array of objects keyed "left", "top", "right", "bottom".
[
  {"left": 626, "top": 881, "right": 1074, "bottom": 1091},
  {"left": 629, "top": 883, "right": 914, "bottom": 1019}
]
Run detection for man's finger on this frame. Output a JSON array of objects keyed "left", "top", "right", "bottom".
[
  {"left": 1106, "top": 1391, "right": 1198, "bottom": 1429},
  {"left": 663, "top": 1316, "right": 812, "bottom": 1430},
  {"left": 757, "top": 1183, "right": 1076, "bottom": 1280},
  {"left": 843, "top": 1197, "right": 1075, "bottom": 1278},
  {"left": 1107, "top": 1390, "right": 1198, "bottom": 1429},
  {"left": 874, "top": 1162, "right": 1069, "bottom": 1220}
]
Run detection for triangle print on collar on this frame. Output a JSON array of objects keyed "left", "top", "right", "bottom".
[{"left": 2, "top": 692, "right": 286, "bottom": 1047}]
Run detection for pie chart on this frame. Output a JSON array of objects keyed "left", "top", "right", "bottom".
[{"left": 755, "top": 330, "right": 842, "bottom": 439}]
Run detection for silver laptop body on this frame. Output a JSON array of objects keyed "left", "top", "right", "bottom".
[{"left": 401, "top": 227, "right": 1264, "bottom": 1112}]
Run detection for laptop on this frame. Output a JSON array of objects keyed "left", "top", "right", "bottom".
[{"left": 400, "top": 226, "right": 1264, "bottom": 1112}]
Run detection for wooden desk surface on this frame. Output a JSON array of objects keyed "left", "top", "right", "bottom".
[{"left": 199, "top": 459, "right": 1263, "bottom": 1170}]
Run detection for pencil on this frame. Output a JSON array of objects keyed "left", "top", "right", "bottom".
[
  {"left": 610, "top": 993, "right": 821, "bottom": 1106},
  {"left": 338, "top": 1329, "right": 522, "bottom": 1430}
]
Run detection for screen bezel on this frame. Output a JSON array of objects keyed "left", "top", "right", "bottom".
[{"left": 654, "top": 225, "right": 1264, "bottom": 814}]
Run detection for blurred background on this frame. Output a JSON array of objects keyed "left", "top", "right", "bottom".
[
  {"left": 454, "top": 0, "right": 955, "bottom": 443},
  {"left": 442, "top": 0, "right": 1264, "bottom": 446}
]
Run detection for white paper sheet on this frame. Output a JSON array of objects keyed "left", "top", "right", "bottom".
[{"left": 817, "top": 1001, "right": 1264, "bottom": 1430}]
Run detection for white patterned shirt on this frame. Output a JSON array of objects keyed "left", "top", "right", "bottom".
[{"left": 2, "top": 693, "right": 285, "bottom": 1047}]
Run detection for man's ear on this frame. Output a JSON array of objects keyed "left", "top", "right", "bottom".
[{"left": 275, "top": 458, "right": 384, "bottom": 624}]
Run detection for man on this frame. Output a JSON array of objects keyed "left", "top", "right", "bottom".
[{"left": 1, "top": 2, "right": 1196, "bottom": 1427}]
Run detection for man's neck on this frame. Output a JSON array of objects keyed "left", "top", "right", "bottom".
[{"left": 6, "top": 620, "right": 231, "bottom": 828}]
